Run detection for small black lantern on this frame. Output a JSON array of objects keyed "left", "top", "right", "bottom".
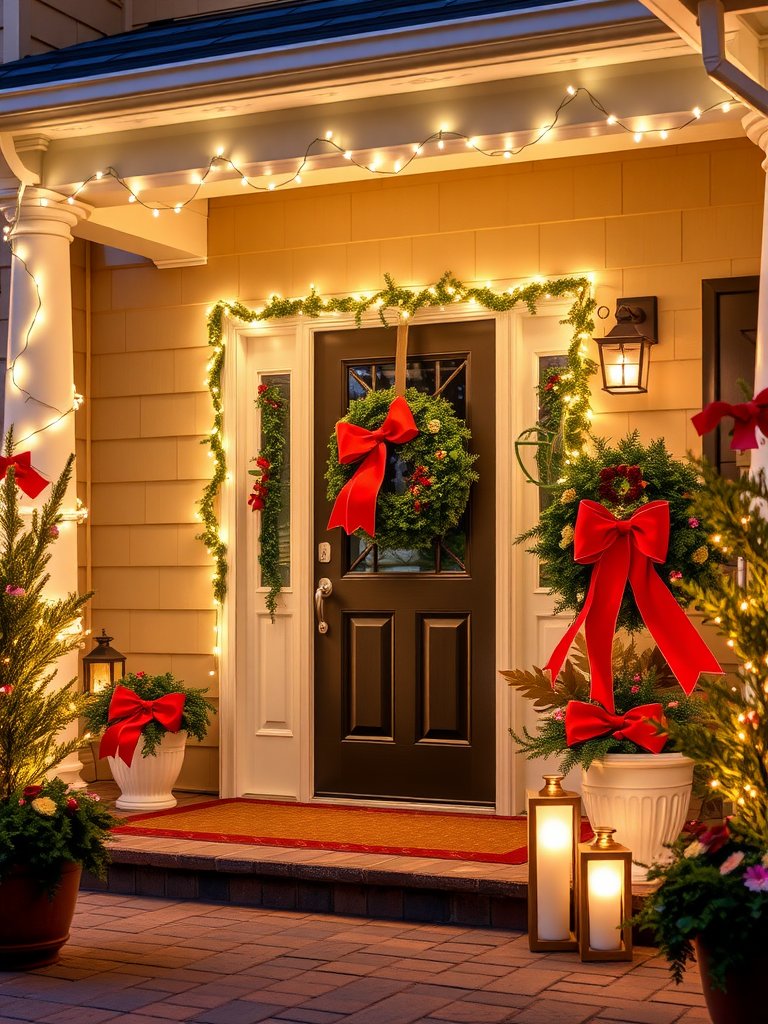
[
  {"left": 83, "top": 629, "right": 126, "bottom": 694},
  {"left": 595, "top": 297, "right": 658, "bottom": 395}
]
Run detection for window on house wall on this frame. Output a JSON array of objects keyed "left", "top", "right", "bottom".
[
  {"left": 702, "top": 277, "right": 759, "bottom": 479},
  {"left": 260, "top": 372, "right": 291, "bottom": 587}
]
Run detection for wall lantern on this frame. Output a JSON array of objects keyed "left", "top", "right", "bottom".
[
  {"left": 527, "top": 774, "right": 581, "bottom": 951},
  {"left": 595, "top": 296, "right": 658, "bottom": 395},
  {"left": 577, "top": 826, "right": 633, "bottom": 961},
  {"left": 82, "top": 629, "right": 126, "bottom": 694}
]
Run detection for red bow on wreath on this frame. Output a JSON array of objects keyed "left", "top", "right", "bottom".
[
  {"left": 99, "top": 685, "right": 186, "bottom": 766},
  {"left": 327, "top": 396, "right": 419, "bottom": 536},
  {"left": 691, "top": 388, "right": 768, "bottom": 450},
  {"left": 545, "top": 500, "right": 722, "bottom": 712},
  {"left": 565, "top": 700, "right": 668, "bottom": 754},
  {"left": 0, "top": 452, "right": 49, "bottom": 499}
]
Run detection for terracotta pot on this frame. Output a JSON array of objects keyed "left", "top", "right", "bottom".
[
  {"left": 695, "top": 938, "right": 768, "bottom": 1024},
  {"left": 581, "top": 752, "right": 694, "bottom": 880},
  {"left": 0, "top": 861, "right": 82, "bottom": 969},
  {"left": 108, "top": 729, "right": 187, "bottom": 810}
]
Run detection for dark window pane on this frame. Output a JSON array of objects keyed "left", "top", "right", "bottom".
[{"left": 348, "top": 364, "right": 372, "bottom": 401}]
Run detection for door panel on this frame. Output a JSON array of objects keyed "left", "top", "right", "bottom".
[{"left": 313, "top": 319, "right": 495, "bottom": 803}]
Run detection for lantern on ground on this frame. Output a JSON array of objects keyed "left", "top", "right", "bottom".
[
  {"left": 577, "top": 826, "right": 633, "bottom": 961},
  {"left": 527, "top": 774, "right": 580, "bottom": 951},
  {"left": 82, "top": 629, "right": 126, "bottom": 694},
  {"left": 595, "top": 297, "right": 658, "bottom": 395}
]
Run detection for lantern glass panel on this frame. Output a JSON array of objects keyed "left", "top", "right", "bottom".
[
  {"left": 587, "top": 859, "right": 624, "bottom": 951},
  {"left": 89, "top": 663, "right": 112, "bottom": 694}
]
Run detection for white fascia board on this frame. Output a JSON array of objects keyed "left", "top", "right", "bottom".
[{"left": 0, "top": 1, "right": 669, "bottom": 130}]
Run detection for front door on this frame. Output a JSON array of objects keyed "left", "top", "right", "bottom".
[{"left": 313, "top": 320, "right": 496, "bottom": 804}]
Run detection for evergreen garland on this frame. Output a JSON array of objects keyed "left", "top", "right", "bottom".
[
  {"left": 326, "top": 387, "right": 477, "bottom": 550},
  {"left": 248, "top": 384, "right": 287, "bottom": 620},
  {"left": 519, "top": 433, "right": 723, "bottom": 631},
  {"left": 200, "top": 271, "right": 595, "bottom": 601}
]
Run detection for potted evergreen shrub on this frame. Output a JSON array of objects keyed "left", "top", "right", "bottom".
[
  {"left": 635, "top": 461, "right": 768, "bottom": 1022},
  {"left": 0, "top": 444, "right": 115, "bottom": 969},
  {"left": 85, "top": 671, "right": 215, "bottom": 810}
]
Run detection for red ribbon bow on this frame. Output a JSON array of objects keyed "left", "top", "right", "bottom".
[
  {"left": 98, "top": 684, "right": 186, "bottom": 766},
  {"left": 327, "top": 396, "right": 419, "bottom": 536},
  {"left": 545, "top": 500, "right": 722, "bottom": 712},
  {"left": 565, "top": 700, "right": 668, "bottom": 753},
  {"left": 691, "top": 388, "right": 768, "bottom": 451},
  {"left": 0, "top": 452, "right": 49, "bottom": 499}
]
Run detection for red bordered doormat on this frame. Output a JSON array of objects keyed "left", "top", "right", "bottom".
[{"left": 112, "top": 799, "right": 594, "bottom": 864}]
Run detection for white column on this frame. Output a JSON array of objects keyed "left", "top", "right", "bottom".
[
  {"left": 743, "top": 112, "right": 768, "bottom": 480},
  {"left": 1, "top": 190, "right": 90, "bottom": 787}
]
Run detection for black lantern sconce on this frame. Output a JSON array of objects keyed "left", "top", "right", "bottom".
[
  {"left": 82, "top": 629, "right": 126, "bottom": 694},
  {"left": 595, "top": 297, "right": 658, "bottom": 395}
]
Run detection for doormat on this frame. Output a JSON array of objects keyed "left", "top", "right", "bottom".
[{"left": 112, "top": 799, "right": 594, "bottom": 864}]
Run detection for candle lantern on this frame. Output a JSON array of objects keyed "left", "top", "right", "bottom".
[
  {"left": 595, "top": 297, "right": 658, "bottom": 395},
  {"left": 82, "top": 629, "right": 126, "bottom": 694},
  {"left": 577, "top": 826, "right": 633, "bottom": 961},
  {"left": 527, "top": 774, "right": 580, "bottom": 951}
]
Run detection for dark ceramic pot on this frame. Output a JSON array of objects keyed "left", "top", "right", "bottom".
[
  {"left": 695, "top": 938, "right": 768, "bottom": 1024},
  {"left": 0, "top": 861, "right": 82, "bottom": 969}
]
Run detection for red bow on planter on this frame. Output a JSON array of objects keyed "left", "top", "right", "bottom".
[
  {"left": 99, "top": 685, "right": 186, "bottom": 766},
  {"left": 691, "top": 388, "right": 768, "bottom": 450},
  {"left": 0, "top": 452, "right": 49, "bottom": 499},
  {"left": 545, "top": 500, "right": 722, "bottom": 712},
  {"left": 327, "top": 396, "right": 419, "bottom": 536},
  {"left": 565, "top": 700, "right": 668, "bottom": 754}
]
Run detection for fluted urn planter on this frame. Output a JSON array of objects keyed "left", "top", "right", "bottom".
[
  {"left": 581, "top": 752, "right": 694, "bottom": 880},
  {"left": 108, "top": 730, "right": 187, "bottom": 811}
]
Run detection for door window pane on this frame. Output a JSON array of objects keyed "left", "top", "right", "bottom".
[{"left": 259, "top": 372, "right": 290, "bottom": 588}]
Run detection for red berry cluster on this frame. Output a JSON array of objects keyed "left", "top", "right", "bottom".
[
  {"left": 598, "top": 463, "right": 647, "bottom": 505},
  {"left": 410, "top": 464, "right": 432, "bottom": 514},
  {"left": 544, "top": 373, "right": 561, "bottom": 392},
  {"left": 248, "top": 456, "right": 271, "bottom": 512},
  {"left": 257, "top": 383, "right": 281, "bottom": 409}
]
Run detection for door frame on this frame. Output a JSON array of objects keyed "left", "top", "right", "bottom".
[{"left": 218, "top": 299, "right": 573, "bottom": 814}]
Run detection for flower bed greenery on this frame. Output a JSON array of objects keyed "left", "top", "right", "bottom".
[{"left": 84, "top": 672, "right": 216, "bottom": 757}]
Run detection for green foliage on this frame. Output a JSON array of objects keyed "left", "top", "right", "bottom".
[
  {"left": 249, "top": 384, "right": 287, "bottom": 620},
  {"left": 508, "top": 636, "right": 702, "bottom": 773},
  {"left": 634, "top": 832, "right": 768, "bottom": 991},
  {"left": 325, "top": 386, "right": 477, "bottom": 550},
  {"left": 0, "top": 434, "right": 93, "bottom": 800},
  {"left": 84, "top": 671, "right": 216, "bottom": 756},
  {"left": 201, "top": 271, "right": 594, "bottom": 599},
  {"left": 0, "top": 778, "right": 115, "bottom": 893},
  {"left": 519, "top": 433, "right": 723, "bottom": 632}
]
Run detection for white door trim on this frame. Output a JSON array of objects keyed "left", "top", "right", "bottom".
[{"left": 218, "top": 299, "right": 573, "bottom": 814}]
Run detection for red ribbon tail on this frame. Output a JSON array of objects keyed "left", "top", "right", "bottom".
[
  {"left": 630, "top": 559, "right": 722, "bottom": 694},
  {"left": 731, "top": 419, "right": 760, "bottom": 451},
  {"left": 327, "top": 445, "right": 386, "bottom": 536},
  {"left": 581, "top": 542, "right": 630, "bottom": 714},
  {"left": 544, "top": 603, "right": 588, "bottom": 689}
]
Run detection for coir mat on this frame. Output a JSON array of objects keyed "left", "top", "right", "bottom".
[{"left": 113, "top": 799, "right": 593, "bottom": 865}]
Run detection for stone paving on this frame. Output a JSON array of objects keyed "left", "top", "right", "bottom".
[{"left": 0, "top": 892, "right": 708, "bottom": 1024}]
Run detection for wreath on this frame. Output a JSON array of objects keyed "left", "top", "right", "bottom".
[
  {"left": 520, "top": 432, "right": 723, "bottom": 631},
  {"left": 326, "top": 387, "right": 478, "bottom": 550}
]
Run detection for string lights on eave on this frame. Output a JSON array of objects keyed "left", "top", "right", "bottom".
[
  {"left": 15, "top": 86, "right": 739, "bottom": 220},
  {"left": 196, "top": 271, "right": 597, "bottom": 604}
]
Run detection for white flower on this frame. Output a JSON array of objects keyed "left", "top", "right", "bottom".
[
  {"left": 560, "top": 488, "right": 577, "bottom": 504},
  {"left": 427, "top": 419, "right": 441, "bottom": 434},
  {"left": 683, "top": 840, "right": 706, "bottom": 859},
  {"left": 719, "top": 851, "right": 745, "bottom": 875},
  {"left": 31, "top": 796, "right": 57, "bottom": 817},
  {"left": 559, "top": 524, "right": 575, "bottom": 549}
]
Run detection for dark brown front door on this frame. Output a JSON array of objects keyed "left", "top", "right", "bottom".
[{"left": 313, "top": 320, "right": 496, "bottom": 804}]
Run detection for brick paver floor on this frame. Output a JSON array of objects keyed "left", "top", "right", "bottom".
[{"left": 0, "top": 892, "right": 708, "bottom": 1024}]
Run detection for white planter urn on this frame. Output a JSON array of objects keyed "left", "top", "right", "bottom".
[
  {"left": 581, "top": 752, "right": 694, "bottom": 880},
  {"left": 108, "top": 730, "right": 187, "bottom": 811}
]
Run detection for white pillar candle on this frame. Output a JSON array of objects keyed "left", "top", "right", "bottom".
[
  {"left": 535, "top": 804, "right": 573, "bottom": 941},
  {"left": 587, "top": 860, "right": 624, "bottom": 951}
]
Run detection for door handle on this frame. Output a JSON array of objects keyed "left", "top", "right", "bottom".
[{"left": 315, "top": 577, "right": 333, "bottom": 634}]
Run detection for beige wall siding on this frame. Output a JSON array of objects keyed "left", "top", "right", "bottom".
[
  {"left": 87, "top": 136, "right": 764, "bottom": 793},
  {"left": 131, "top": 0, "right": 264, "bottom": 27},
  {"left": 19, "top": 0, "right": 123, "bottom": 56}
]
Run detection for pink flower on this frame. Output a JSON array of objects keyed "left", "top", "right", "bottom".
[
  {"left": 719, "top": 851, "right": 745, "bottom": 875},
  {"left": 552, "top": 708, "right": 565, "bottom": 722},
  {"left": 632, "top": 674, "right": 642, "bottom": 682},
  {"left": 630, "top": 685, "right": 640, "bottom": 694},
  {"left": 66, "top": 797, "right": 79, "bottom": 813},
  {"left": 49, "top": 525, "right": 60, "bottom": 538},
  {"left": 744, "top": 864, "right": 768, "bottom": 892},
  {"left": 667, "top": 700, "right": 679, "bottom": 709},
  {"left": 85, "top": 792, "right": 101, "bottom": 802},
  {"left": 669, "top": 571, "right": 683, "bottom": 583},
  {"left": 135, "top": 671, "right": 146, "bottom": 678},
  {"left": 0, "top": 684, "right": 13, "bottom": 695},
  {"left": 688, "top": 517, "right": 699, "bottom": 528},
  {"left": 18, "top": 798, "right": 24, "bottom": 805},
  {"left": 4, "top": 585, "right": 25, "bottom": 597}
]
